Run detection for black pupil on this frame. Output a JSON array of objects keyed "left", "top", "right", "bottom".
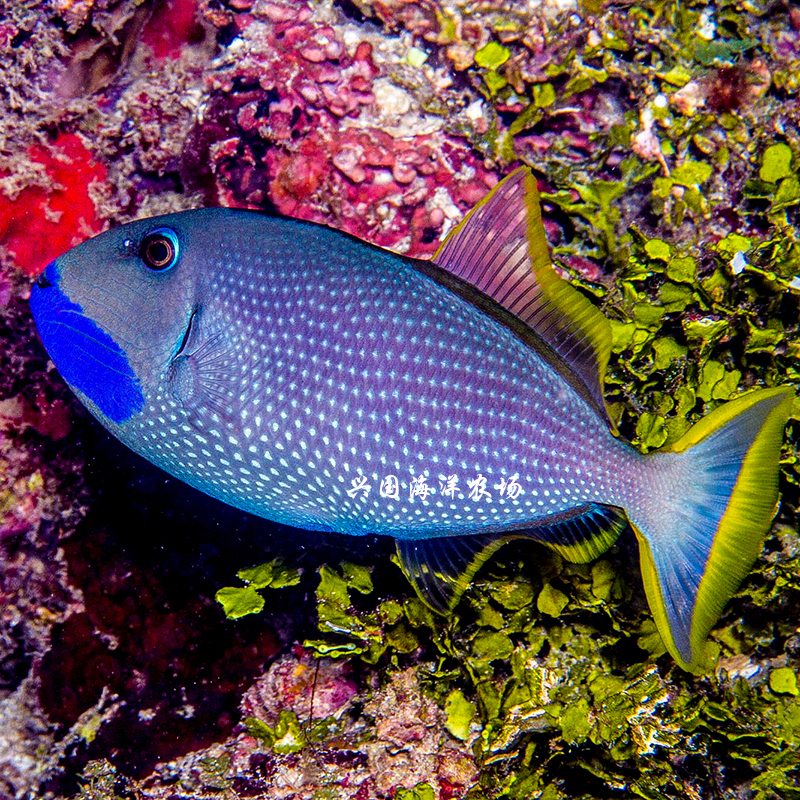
[{"left": 145, "top": 237, "right": 172, "bottom": 268}]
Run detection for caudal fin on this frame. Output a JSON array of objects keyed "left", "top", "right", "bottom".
[{"left": 629, "top": 386, "right": 794, "bottom": 672}]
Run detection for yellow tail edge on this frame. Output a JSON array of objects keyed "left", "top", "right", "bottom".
[{"left": 633, "top": 386, "right": 794, "bottom": 672}]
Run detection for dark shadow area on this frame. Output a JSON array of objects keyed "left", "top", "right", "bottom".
[{"left": 35, "top": 415, "right": 401, "bottom": 787}]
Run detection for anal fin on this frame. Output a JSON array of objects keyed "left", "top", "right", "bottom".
[
  {"left": 396, "top": 533, "right": 510, "bottom": 614},
  {"left": 396, "top": 504, "right": 628, "bottom": 613}
]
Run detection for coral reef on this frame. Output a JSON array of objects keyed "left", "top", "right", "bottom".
[{"left": 0, "top": 0, "right": 798, "bottom": 797}]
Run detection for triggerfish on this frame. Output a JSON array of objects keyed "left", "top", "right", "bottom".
[{"left": 29, "top": 168, "right": 792, "bottom": 672}]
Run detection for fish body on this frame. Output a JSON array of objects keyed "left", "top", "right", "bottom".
[
  {"left": 30, "top": 169, "right": 792, "bottom": 671},
  {"left": 35, "top": 208, "right": 636, "bottom": 536}
]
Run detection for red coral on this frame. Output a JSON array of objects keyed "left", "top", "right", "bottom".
[
  {"left": 0, "top": 133, "right": 106, "bottom": 277},
  {"left": 141, "top": 0, "right": 204, "bottom": 60}
]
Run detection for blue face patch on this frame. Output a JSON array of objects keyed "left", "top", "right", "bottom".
[{"left": 30, "top": 262, "right": 145, "bottom": 424}]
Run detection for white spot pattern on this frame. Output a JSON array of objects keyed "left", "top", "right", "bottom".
[{"left": 123, "top": 215, "right": 643, "bottom": 539}]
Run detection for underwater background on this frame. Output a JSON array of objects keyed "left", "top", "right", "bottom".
[{"left": 0, "top": 0, "right": 799, "bottom": 797}]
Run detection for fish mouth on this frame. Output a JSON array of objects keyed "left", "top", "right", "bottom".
[{"left": 33, "top": 260, "right": 60, "bottom": 292}]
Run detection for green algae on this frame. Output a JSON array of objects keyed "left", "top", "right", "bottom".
[
  {"left": 770, "top": 667, "right": 799, "bottom": 697},
  {"left": 216, "top": 558, "right": 302, "bottom": 619},
  {"left": 245, "top": 710, "right": 306, "bottom": 754},
  {"left": 300, "top": 2, "right": 799, "bottom": 795},
  {"left": 445, "top": 689, "right": 476, "bottom": 741},
  {"left": 474, "top": 42, "right": 510, "bottom": 70},
  {"left": 216, "top": 586, "right": 265, "bottom": 619},
  {"left": 761, "top": 144, "right": 794, "bottom": 184},
  {"left": 73, "top": 760, "right": 127, "bottom": 800},
  {"left": 396, "top": 784, "right": 437, "bottom": 800},
  {"left": 475, "top": 42, "right": 511, "bottom": 95}
]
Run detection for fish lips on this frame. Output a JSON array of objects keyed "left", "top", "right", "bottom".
[{"left": 30, "top": 261, "right": 145, "bottom": 425}]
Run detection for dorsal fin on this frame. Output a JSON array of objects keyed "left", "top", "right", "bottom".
[{"left": 433, "top": 167, "right": 614, "bottom": 430}]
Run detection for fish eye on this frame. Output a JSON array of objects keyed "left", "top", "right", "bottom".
[{"left": 140, "top": 228, "right": 180, "bottom": 271}]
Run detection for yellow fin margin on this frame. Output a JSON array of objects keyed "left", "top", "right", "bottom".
[
  {"left": 521, "top": 170, "right": 616, "bottom": 432},
  {"left": 639, "top": 386, "right": 794, "bottom": 672},
  {"left": 687, "top": 387, "right": 794, "bottom": 671}
]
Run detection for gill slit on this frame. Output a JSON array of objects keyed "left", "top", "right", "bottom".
[{"left": 172, "top": 305, "right": 200, "bottom": 363}]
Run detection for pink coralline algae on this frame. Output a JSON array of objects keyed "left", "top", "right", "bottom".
[
  {"left": 226, "top": 657, "right": 477, "bottom": 799},
  {"left": 265, "top": 130, "right": 497, "bottom": 254},
  {"left": 242, "top": 649, "right": 359, "bottom": 726},
  {"left": 205, "top": 9, "right": 375, "bottom": 139},
  {"left": 0, "top": 133, "right": 106, "bottom": 277},
  {"left": 198, "top": 0, "right": 500, "bottom": 256}
]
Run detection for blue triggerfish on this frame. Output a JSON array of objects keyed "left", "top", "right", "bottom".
[{"left": 29, "top": 168, "right": 792, "bottom": 672}]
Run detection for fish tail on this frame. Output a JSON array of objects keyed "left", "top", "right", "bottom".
[{"left": 628, "top": 386, "right": 793, "bottom": 672}]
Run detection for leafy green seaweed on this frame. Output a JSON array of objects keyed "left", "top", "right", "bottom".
[{"left": 216, "top": 558, "right": 302, "bottom": 619}]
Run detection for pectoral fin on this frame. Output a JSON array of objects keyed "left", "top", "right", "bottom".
[{"left": 167, "top": 307, "right": 237, "bottom": 426}]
